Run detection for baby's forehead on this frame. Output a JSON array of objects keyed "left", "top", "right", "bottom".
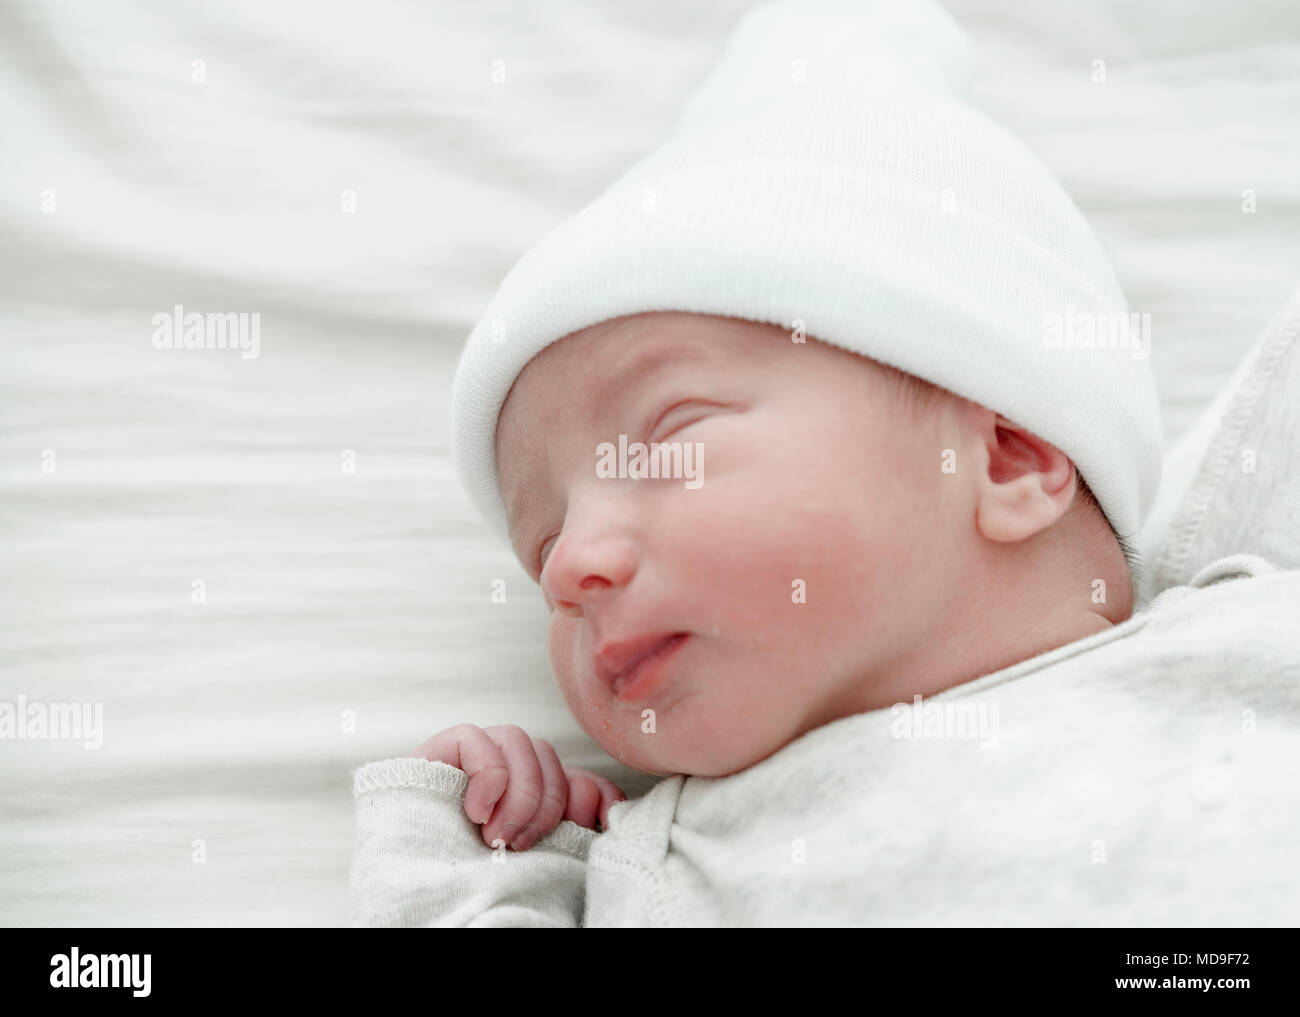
[
  {"left": 494, "top": 315, "right": 765, "bottom": 493},
  {"left": 495, "top": 314, "right": 879, "bottom": 465},
  {"left": 498, "top": 318, "right": 726, "bottom": 435}
]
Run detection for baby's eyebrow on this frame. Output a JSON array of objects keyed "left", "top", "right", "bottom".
[{"left": 592, "top": 338, "right": 711, "bottom": 419}]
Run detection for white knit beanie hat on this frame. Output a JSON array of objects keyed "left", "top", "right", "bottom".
[{"left": 452, "top": 0, "right": 1163, "bottom": 544}]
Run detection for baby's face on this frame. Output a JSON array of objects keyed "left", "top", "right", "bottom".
[{"left": 496, "top": 311, "right": 972, "bottom": 777}]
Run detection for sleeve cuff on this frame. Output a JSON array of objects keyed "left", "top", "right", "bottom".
[
  {"left": 350, "top": 756, "right": 599, "bottom": 860},
  {"left": 352, "top": 756, "right": 469, "bottom": 798}
]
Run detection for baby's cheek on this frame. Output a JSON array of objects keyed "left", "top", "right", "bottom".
[
  {"left": 547, "top": 617, "right": 586, "bottom": 696},
  {"left": 547, "top": 619, "right": 629, "bottom": 739}
]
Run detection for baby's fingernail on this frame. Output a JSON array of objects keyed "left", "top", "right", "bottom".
[
  {"left": 500, "top": 822, "right": 520, "bottom": 846},
  {"left": 512, "top": 825, "right": 538, "bottom": 851}
]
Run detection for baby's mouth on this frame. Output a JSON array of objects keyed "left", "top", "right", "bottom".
[{"left": 594, "top": 631, "right": 691, "bottom": 694}]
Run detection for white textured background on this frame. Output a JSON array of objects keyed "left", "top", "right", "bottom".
[{"left": 2, "top": 0, "right": 1297, "bottom": 926}]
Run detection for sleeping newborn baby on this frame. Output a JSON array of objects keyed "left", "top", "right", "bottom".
[
  {"left": 486, "top": 309, "right": 1133, "bottom": 785},
  {"left": 350, "top": 0, "right": 1300, "bottom": 926}
]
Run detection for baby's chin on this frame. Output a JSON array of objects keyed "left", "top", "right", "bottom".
[
  {"left": 591, "top": 719, "right": 791, "bottom": 779},
  {"left": 566, "top": 661, "right": 808, "bottom": 777}
]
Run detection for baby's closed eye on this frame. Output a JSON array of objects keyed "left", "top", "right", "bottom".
[{"left": 646, "top": 400, "right": 719, "bottom": 443}]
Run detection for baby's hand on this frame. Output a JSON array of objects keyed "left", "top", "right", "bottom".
[{"left": 407, "top": 724, "right": 627, "bottom": 851}]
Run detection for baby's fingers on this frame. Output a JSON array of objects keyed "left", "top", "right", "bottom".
[
  {"left": 563, "top": 768, "right": 628, "bottom": 831},
  {"left": 407, "top": 724, "right": 508, "bottom": 828},
  {"left": 508, "top": 738, "right": 568, "bottom": 852},
  {"left": 480, "top": 725, "right": 545, "bottom": 850}
]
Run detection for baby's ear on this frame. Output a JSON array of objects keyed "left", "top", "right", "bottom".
[{"left": 972, "top": 411, "right": 1077, "bottom": 543}]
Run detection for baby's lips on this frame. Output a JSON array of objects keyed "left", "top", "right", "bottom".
[{"left": 593, "top": 630, "right": 686, "bottom": 687}]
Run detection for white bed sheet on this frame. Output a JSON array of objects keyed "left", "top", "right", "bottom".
[{"left": 2, "top": 0, "right": 1297, "bottom": 926}]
